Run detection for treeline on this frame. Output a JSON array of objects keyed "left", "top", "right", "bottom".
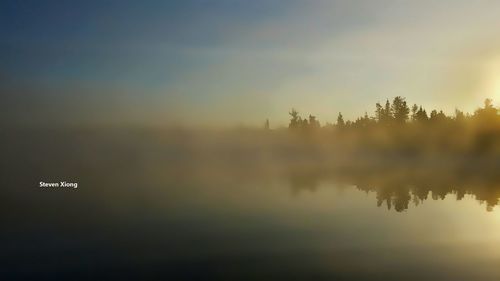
[
  {"left": 281, "top": 96, "right": 500, "bottom": 158},
  {"left": 287, "top": 96, "right": 500, "bottom": 131}
]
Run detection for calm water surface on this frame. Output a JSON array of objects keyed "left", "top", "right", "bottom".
[{"left": 3, "top": 130, "right": 500, "bottom": 280}]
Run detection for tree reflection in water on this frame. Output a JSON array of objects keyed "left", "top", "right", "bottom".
[{"left": 288, "top": 165, "right": 500, "bottom": 212}]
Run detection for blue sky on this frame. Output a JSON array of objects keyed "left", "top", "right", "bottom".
[{"left": 2, "top": 0, "right": 500, "bottom": 127}]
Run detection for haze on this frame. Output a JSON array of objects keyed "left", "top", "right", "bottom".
[{"left": 3, "top": 0, "right": 500, "bottom": 128}]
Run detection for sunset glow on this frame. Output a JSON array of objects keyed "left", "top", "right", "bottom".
[{"left": 3, "top": 1, "right": 500, "bottom": 280}]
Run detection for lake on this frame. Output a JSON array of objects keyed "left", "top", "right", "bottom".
[{"left": 2, "top": 128, "right": 500, "bottom": 280}]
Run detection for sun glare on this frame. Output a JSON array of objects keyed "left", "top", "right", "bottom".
[{"left": 483, "top": 57, "right": 500, "bottom": 103}]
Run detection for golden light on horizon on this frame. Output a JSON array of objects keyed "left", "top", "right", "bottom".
[{"left": 482, "top": 56, "right": 500, "bottom": 104}]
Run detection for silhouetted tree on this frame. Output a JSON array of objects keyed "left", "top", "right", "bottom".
[
  {"left": 411, "top": 104, "right": 419, "bottom": 121},
  {"left": 384, "top": 99, "right": 393, "bottom": 122},
  {"left": 337, "top": 112, "right": 345, "bottom": 129},
  {"left": 454, "top": 109, "right": 465, "bottom": 122},
  {"left": 375, "top": 99, "right": 394, "bottom": 124},
  {"left": 301, "top": 118, "right": 309, "bottom": 129},
  {"left": 375, "top": 102, "right": 383, "bottom": 122},
  {"left": 474, "top": 98, "right": 498, "bottom": 123},
  {"left": 414, "top": 106, "right": 428, "bottom": 123},
  {"left": 289, "top": 109, "right": 301, "bottom": 130},
  {"left": 308, "top": 115, "right": 320, "bottom": 130},
  {"left": 429, "top": 110, "right": 447, "bottom": 123},
  {"left": 354, "top": 112, "right": 373, "bottom": 128},
  {"left": 429, "top": 109, "right": 438, "bottom": 121},
  {"left": 392, "top": 96, "right": 410, "bottom": 124}
]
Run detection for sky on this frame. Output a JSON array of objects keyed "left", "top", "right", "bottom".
[{"left": 2, "top": 0, "right": 500, "bottom": 128}]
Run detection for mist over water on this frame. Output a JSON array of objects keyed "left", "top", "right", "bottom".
[
  {"left": 3, "top": 126, "right": 500, "bottom": 280},
  {"left": 5, "top": 1, "right": 500, "bottom": 280}
]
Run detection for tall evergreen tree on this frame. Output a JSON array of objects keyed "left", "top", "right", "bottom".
[
  {"left": 411, "top": 104, "right": 419, "bottom": 121},
  {"left": 392, "top": 96, "right": 410, "bottom": 123},
  {"left": 337, "top": 112, "right": 345, "bottom": 128},
  {"left": 375, "top": 102, "right": 383, "bottom": 122},
  {"left": 289, "top": 109, "right": 301, "bottom": 130},
  {"left": 383, "top": 99, "right": 393, "bottom": 123},
  {"left": 415, "top": 106, "right": 428, "bottom": 122}
]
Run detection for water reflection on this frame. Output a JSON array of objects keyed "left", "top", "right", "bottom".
[
  {"left": 3, "top": 128, "right": 500, "bottom": 280},
  {"left": 289, "top": 166, "right": 500, "bottom": 212}
]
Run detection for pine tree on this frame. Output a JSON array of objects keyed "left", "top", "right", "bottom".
[
  {"left": 392, "top": 96, "right": 410, "bottom": 123},
  {"left": 289, "top": 109, "right": 302, "bottom": 130},
  {"left": 337, "top": 112, "right": 345, "bottom": 128}
]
